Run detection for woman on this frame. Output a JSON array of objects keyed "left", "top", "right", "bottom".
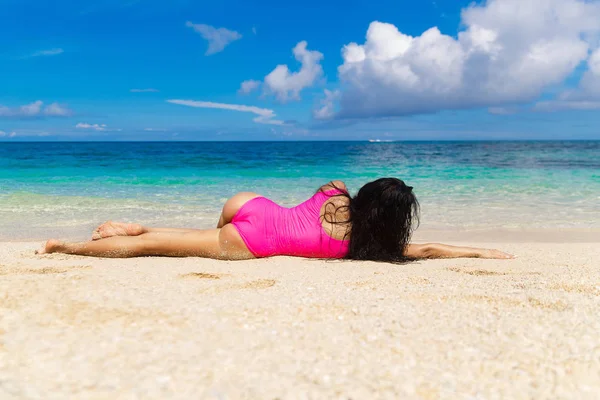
[{"left": 38, "top": 178, "right": 514, "bottom": 261}]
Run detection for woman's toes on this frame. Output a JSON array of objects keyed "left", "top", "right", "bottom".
[
  {"left": 92, "top": 221, "right": 110, "bottom": 240},
  {"left": 36, "top": 239, "right": 62, "bottom": 255},
  {"left": 94, "top": 222, "right": 119, "bottom": 239},
  {"left": 127, "top": 223, "right": 145, "bottom": 236},
  {"left": 91, "top": 221, "right": 144, "bottom": 240}
]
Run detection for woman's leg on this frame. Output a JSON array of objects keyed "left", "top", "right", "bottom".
[
  {"left": 91, "top": 192, "right": 262, "bottom": 240},
  {"left": 43, "top": 224, "right": 254, "bottom": 260},
  {"left": 92, "top": 222, "right": 205, "bottom": 240}
]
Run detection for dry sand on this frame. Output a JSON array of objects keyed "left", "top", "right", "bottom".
[{"left": 1, "top": 238, "right": 599, "bottom": 399}]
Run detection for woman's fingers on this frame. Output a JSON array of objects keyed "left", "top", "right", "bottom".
[{"left": 488, "top": 249, "right": 516, "bottom": 259}]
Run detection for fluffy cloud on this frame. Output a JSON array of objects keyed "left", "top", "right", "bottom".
[
  {"left": 130, "top": 88, "right": 159, "bottom": 93},
  {"left": 313, "top": 89, "right": 340, "bottom": 119},
  {"left": 243, "top": 41, "right": 324, "bottom": 102},
  {"left": 0, "top": 131, "right": 17, "bottom": 138},
  {"left": 43, "top": 103, "right": 73, "bottom": 116},
  {"left": 186, "top": 22, "right": 242, "bottom": 55},
  {"left": 536, "top": 47, "right": 600, "bottom": 110},
  {"left": 18, "top": 101, "right": 42, "bottom": 116},
  {"left": 238, "top": 79, "right": 261, "bottom": 95},
  {"left": 327, "top": 0, "right": 600, "bottom": 119},
  {"left": 167, "top": 99, "right": 284, "bottom": 125},
  {"left": 0, "top": 101, "right": 73, "bottom": 118}
]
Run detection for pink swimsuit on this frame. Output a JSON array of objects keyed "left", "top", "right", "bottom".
[{"left": 231, "top": 189, "right": 350, "bottom": 258}]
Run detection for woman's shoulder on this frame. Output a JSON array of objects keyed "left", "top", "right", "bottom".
[{"left": 319, "top": 180, "right": 348, "bottom": 193}]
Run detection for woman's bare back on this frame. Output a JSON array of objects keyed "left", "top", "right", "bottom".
[{"left": 319, "top": 181, "right": 351, "bottom": 241}]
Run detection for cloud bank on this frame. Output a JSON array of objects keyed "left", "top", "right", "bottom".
[
  {"left": 321, "top": 0, "right": 600, "bottom": 119},
  {"left": 0, "top": 101, "right": 73, "bottom": 118},
  {"left": 186, "top": 22, "right": 242, "bottom": 55},
  {"left": 167, "top": 99, "right": 284, "bottom": 125}
]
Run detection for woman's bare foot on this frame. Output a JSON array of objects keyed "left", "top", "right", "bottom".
[
  {"left": 92, "top": 221, "right": 145, "bottom": 240},
  {"left": 35, "top": 239, "right": 63, "bottom": 255},
  {"left": 479, "top": 249, "right": 516, "bottom": 259}
]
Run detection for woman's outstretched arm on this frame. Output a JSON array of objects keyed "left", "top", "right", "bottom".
[{"left": 404, "top": 243, "right": 515, "bottom": 260}]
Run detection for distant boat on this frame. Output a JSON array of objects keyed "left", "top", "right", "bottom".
[{"left": 368, "top": 139, "right": 393, "bottom": 143}]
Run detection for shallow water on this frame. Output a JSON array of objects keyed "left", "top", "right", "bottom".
[{"left": 1, "top": 141, "right": 598, "bottom": 240}]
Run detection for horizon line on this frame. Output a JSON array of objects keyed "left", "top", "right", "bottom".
[{"left": 1, "top": 139, "right": 599, "bottom": 143}]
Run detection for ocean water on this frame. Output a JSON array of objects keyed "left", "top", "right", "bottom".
[{"left": 0, "top": 141, "right": 598, "bottom": 240}]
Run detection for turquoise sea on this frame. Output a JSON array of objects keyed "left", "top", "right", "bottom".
[{"left": 0, "top": 141, "right": 598, "bottom": 240}]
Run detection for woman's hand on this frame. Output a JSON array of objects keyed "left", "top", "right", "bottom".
[
  {"left": 476, "top": 248, "right": 516, "bottom": 259},
  {"left": 405, "top": 243, "right": 515, "bottom": 259}
]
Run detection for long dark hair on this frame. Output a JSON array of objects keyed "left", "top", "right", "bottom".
[{"left": 321, "top": 178, "right": 420, "bottom": 263}]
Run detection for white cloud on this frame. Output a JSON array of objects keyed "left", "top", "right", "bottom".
[
  {"left": 328, "top": 0, "right": 600, "bottom": 119},
  {"left": 238, "top": 79, "right": 261, "bottom": 95},
  {"left": 314, "top": 89, "right": 340, "bottom": 119},
  {"left": 19, "top": 101, "right": 43, "bottom": 116},
  {"left": 75, "top": 123, "right": 121, "bottom": 132},
  {"left": 167, "top": 99, "right": 284, "bottom": 125},
  {"left": 130, "top": 88, "right": 160, "bottom": 93},
  {"left": 28, "top": 48, "right": 64, "bottom": 58},
  {"left": 243, "top": 41, "right": 324, "bottom": 102},
  {"left": 264, "top": 41, "right": 323, "bottom": 102},
  {"left": 537, "top": 47, "right": 600, "bottom": 109},
  {"left": 0, "top": 130, "right": 17, "bottom": 138},
  {"left": 43, "top": 102, "right": 73, "bottom": 116},
  {"left": 0, "top": 129, "right": 49, "bottom": 138},
  {"left": 185, "top": 21, "right": 242, "bottom": 55},
  {"left": 0, "top": 101, "right": 73, "bottom": 118},
  {"left": 76, "top": 123, "right": 107, "bottom": 131}
]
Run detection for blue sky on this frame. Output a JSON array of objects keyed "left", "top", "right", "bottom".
[{"left": 1, "top": 0, "right": 600, "bottom": 141}]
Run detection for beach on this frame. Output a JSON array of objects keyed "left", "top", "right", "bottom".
[
  {"left": 1, "top": 141, "right": 599, "bottom": 397},
  {"left": 4, "top": 0, "right": 600, "bottom": 394},
  {"left": 1, "top": 231, "right": 599, "bottom": 399}
]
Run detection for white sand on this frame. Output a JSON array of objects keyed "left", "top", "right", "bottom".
[{"left": 1, "top": 239, "right": 599, "bottom": 399}]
